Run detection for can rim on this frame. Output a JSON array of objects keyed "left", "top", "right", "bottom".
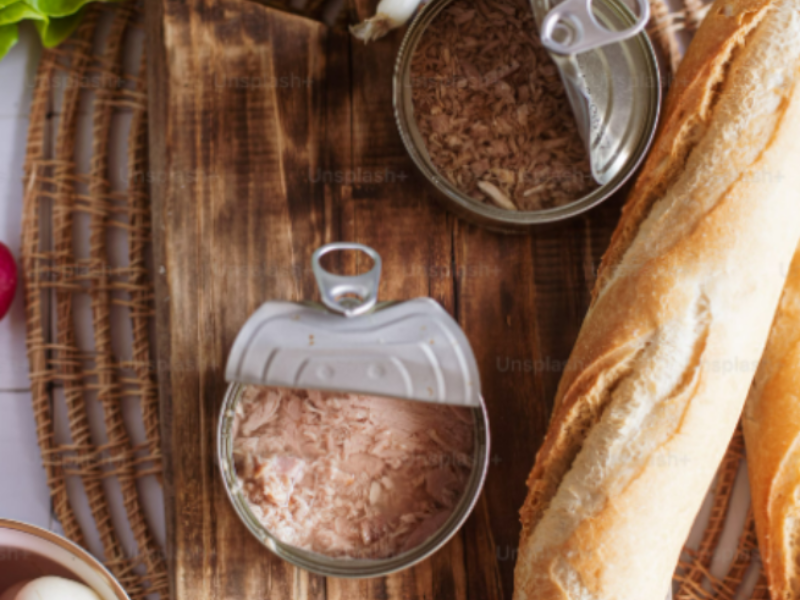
[
  {"left": 217, "top": 382, "right": 491, "bottom": 578},
  {"left": 393, "top": 0, "right": 662, "bottom": 228},
  {"left": 0, "top": 518, "right": 132, "bottom": 600}
]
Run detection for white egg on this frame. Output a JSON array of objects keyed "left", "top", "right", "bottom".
[{"left": 0, "top": 577, "right": 101, "bottom": 600}]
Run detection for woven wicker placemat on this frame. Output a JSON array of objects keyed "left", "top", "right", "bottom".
[
  {"left": 19, "top": 0, "right": 766, "bottom": 599},
  {"left": 21, "top": 3, "right": 166, "bottom": 598}
]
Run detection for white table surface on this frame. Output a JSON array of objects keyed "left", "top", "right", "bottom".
[
  {"left": 0, "top": 24, "right": 51, "bottom": 531},
  {"left": 0, "top": 16, "right": 758, "bottom": 600}
]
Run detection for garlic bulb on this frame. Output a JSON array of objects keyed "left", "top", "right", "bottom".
[{"left": 349, "top": 0, "right": 424, "bottom": 42}]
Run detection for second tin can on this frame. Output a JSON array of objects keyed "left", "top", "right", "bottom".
[
  {"left": 393, "top": 0, "right": 661, "bottom": 230},
  {"left": 218, "top": 243, "right": 490, "bottom": 577}
]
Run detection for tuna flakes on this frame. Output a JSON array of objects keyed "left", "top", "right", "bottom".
[
  {"left": 233, "top": 386, "right": 475, "bottom": 559},
  {"left": 410, "top": 0, "right": 598, "bottom": 211}
]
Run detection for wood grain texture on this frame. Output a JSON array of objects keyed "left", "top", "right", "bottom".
[{"left": 145, "top": 0, "right": 626, "bottom": 595}]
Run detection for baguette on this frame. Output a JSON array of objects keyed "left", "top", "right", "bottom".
[
  {"left": 513, "top": 0, "right": 800, "bottom": 598},
  {"left": 743, "top": 244, "right": 800, "bottom": 600}
]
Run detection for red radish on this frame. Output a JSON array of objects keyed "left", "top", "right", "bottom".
[{"left": 0, "top": 241, "right": 17, "bottom": 320}]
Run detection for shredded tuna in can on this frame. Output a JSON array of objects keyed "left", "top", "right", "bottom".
[
  {"left": 410, "top": 0, "right": 597, "bottom": 210},
  {"left": 233, "top": 386, "right": 475, "bottom": 559}
]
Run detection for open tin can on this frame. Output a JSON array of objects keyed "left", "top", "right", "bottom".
[
  {"left": 218, "top": 242, "right": 491, "bottom": 577},
  {"left": 394, "top": 0, "right": 661, "bottom": 230}
]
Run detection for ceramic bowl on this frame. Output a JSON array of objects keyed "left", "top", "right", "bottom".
[{"left": 0, "top": 519, "right": 130, "bottom": 600}]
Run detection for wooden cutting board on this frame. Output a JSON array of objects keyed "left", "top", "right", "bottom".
[{"left": 144, "top": 0, "right": 627, "bottom": 596}]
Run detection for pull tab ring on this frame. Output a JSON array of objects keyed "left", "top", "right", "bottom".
[
  {"left": 312, "top": 242, "right": 382, "bottom": 317},
  {"left": 540, "top": 0, "right": 649, "bottom": 55}
]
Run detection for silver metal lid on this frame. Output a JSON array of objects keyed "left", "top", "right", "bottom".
[
  {"left": 538, "top": 0, "right": 649, "bottom": 55},
  {"left": 225, "top": 243, "right": 482, "bottom": 407},
  {"left": 532, "top": 0, "right": 656, "bottom": 185}
]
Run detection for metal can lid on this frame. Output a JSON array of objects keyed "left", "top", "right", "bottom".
[
  {"left": 224, "top": 243, "right": 482, "bottom": 408},
  {"left": 537, "top": 0, "right": 649, "bottom": 55},
  {"left": 532, "top": 0, "right": 660, "bottom": 186}
]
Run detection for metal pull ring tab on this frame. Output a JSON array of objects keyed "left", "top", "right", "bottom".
[
  {"left": 540, "top": 0, "right": 649, "bottom": 55},
  {"left": 312, "top": 242, "right": 382, "bottom": 318}
]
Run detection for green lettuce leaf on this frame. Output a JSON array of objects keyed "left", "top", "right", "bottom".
[
  {"left": 0, "top": 22, "right": 18, "bottom": 60},
  {"left": 0, "top": 2, "right": 46, "bottom": 25},
  {"left": 34, "top": 7, "right": 82, "bottom": 47},
  {"left": 25, "top": 0, "right": 103, "bottom": 17},
  {"left": 0, "top": 0, "right": 113, "bottom": 62}
]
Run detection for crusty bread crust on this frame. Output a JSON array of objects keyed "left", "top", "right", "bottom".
[
  {"left": 744, "top": 245, "right": 800, "bottom": 600},
  {"left": 593, "top": 0, "right": 773, "bottom": 298},
  {"left": 514, "top": 0, "right": 800, "bottom": 598}
]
